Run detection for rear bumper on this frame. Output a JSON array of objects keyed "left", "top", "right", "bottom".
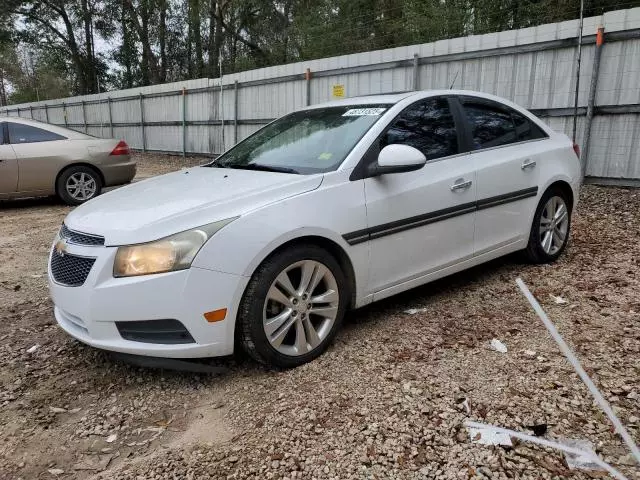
[{"left": 101, "top": 158, "right": 136, "bottom": 187}]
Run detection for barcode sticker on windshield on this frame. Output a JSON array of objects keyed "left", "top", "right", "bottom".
[{"left": 342, "top": 108, "right": 387, "bottom": 116}]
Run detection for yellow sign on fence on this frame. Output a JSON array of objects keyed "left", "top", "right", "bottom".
[{"left": 332, "top": 84, "right": 345, "bottom": 98}]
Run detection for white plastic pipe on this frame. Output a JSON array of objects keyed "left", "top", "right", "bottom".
[
  {"left": 516, "top": 278, "right": 640, "bottom": 464},
  {"left": 465, "top": 421, "right": 628, "bottom": 480}
]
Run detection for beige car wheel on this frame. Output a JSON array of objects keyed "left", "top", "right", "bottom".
[{"left": 56, "top": 166, "right": 103, "bottom": 206}]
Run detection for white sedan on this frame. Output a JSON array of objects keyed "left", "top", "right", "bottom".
[{"left": 48, "top": 90, "right": 580, "bottom": 367}]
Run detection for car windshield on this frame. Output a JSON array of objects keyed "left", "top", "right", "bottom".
[{"left": 209, "top": 105, "right": 391, "bottom": 174}]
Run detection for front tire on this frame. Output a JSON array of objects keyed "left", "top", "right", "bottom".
[
  {"left": 524, "top": 187, "right": 572, "bottom": 263},
  {"left": 56, "top": 166, "right": 103, "bottom": 206},
  {"left": 238, "top": 244, "right": 348, "bottom": 368}
]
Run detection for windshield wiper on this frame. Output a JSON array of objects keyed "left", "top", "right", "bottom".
[{"left": 227, "top": 163, "right": 299, "bottom": 174}]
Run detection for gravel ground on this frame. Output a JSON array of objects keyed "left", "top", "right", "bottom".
[{"left": 0, "top": 153, "right": 638, "bottom": 479}]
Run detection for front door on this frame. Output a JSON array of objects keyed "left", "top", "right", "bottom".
[
  {"left": 362, "top": 97, "right": 476, "bottom": 295},
  {"left": 8, "top": 121, "right": 67, "bottom": 192},
  {"left": 0, "top": 123, "right": 18, "bottom": 194}
]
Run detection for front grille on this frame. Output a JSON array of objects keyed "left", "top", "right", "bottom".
[
  {"left": 60, "top": 224, "right": 105, "bottom": 246},
  {"left": 50, "top": 249, "right": 96, "bottom": 287}
]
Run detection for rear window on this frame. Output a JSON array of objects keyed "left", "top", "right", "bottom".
[
  {"left": 512, "top": 110, "right": 548, "bottom": 141},
  {"left": 8, "top": 123, "right": 66, "bottom": 144},
  {"left": 461, "top": 97, "right": 547, "bottom": 150}
]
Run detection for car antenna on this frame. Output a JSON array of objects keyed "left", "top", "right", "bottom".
[{"left": 449, "top": 70, "right": 459, "bottom": 90}]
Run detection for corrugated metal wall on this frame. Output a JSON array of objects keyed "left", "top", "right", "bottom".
[{"left": 2, "top": 7, "right": 640, "bottom": 182}]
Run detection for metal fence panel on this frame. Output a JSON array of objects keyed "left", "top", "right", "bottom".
[{"left": 1, "top": 7, "right": 640, "bottom": 182}]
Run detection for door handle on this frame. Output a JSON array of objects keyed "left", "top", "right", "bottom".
[
  {"left": 521, "top": 158, "right": 536, "bottom": 170},
  {"left": 450, "top": 179, "right": 472, "bottom": 191}
]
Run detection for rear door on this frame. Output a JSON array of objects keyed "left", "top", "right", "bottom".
[
  {"left": 8, "top": 122, "right": 68, "bottom": 192},
  {"left": 457, "top": 96, "right": 548, "bottom": 254},
  {"left": 0, "top": 122, "right": 18, "bottom": 194}
]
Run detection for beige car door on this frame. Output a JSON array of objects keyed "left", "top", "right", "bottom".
[
  {"left": 0, "top": 123, "right": 19, "bottom": 194},
  {"left": 8, "top": 121, "right": 68, "bottom": 193}
]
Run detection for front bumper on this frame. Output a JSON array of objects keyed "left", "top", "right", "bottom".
[{"left": 48, "top": 242, "right": 248, "bottom": 358}]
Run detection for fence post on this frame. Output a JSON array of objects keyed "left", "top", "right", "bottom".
[
  {"left": 139, "top": 93, "right": 146, "bottom": 152},
  {"left": 581, "top": 26, "right": 604, "bottom": 181},
  {"left": 62, "top": 102, "right": 67, "bottom": 127},
  {"left": 29, "top": 105, "right": 33, "bottom": 119},
  {"left": 413, "top": 53, "right": 420, "bottom": 90},
  {"left": 16, "top": 107, "right": 20, "bottom": 117},
  {"left": 107, "top": 97, "right": 114, "bottom": 139},
  {"left": 233, "top": 80, "right": 239, "bottom": 144},
  {"left": 82, "top": 100, "right": 88, "bottom": 133},
  {"left": 182, "top": 87, "right": 187, "bottom": 157},
  {"left": 44, "top": 104, "right": 49, "bottom": 123},
  {"left": 305, "top": 68, "right": 311, "bottom": 106}
]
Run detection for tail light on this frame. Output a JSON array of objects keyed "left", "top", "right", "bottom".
[
  {"left": 572, "top": 142, "right": 580, "bottom": 158},
  {"left": 110, "top": 140, "right": 130, "bottom": 156}
]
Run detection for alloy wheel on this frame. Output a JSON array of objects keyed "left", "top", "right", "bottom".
[
  {"left": 539, "top": 195, "right": 569, "bottom": 255},
  {"left": 263, "top": 260, "right": 339, "bottom": 356},
  {"left": 66, "top": 172, "right": 97, "bottom": 201}
]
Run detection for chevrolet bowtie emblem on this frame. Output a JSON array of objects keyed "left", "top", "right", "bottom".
[{"left": 55, "top": 239, "right": 68, "bottom": 256}]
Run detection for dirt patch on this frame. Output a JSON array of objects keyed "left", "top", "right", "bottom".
[{"left": 0, "top": 164, "right": 639, "bottom": 479}]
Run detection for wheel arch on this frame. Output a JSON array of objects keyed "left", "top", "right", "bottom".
[
  {"left": 544, "top": 179, "right": 575, "bottom": 211},
  {"left": 245, "top": 234, "right": 358, "bottom": 310},
  {"left": 55, "top": 163, "right": 105, "bottom": 194}
]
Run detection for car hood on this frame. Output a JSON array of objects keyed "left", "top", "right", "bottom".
[{"left": 64, "top": 166, "right": 323, "bottom": 245}]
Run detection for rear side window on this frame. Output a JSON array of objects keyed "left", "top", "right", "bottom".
[
  {"left": 462, "top": 100, "right": 516, "bottom": 150},
  {"left": 8, "top": 123, "right": 66, "bottom": 144},
  {"left": 382, "top": 97, "right": 459, "bottom": 160},
  {"left": 512, "top": 110, "right": 547, "bottom": 141}
]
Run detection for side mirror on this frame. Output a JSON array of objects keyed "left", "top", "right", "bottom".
[{"left": 368, "top": 144, "right": 427, "bottom": 176}]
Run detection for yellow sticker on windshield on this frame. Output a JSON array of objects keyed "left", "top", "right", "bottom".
[{"left": 318, "top": 152, "right": 333, "bottom": 161}]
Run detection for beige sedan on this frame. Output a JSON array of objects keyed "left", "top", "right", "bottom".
[{"left": 0, "top": 117, "right": 136, "bottom": 205}]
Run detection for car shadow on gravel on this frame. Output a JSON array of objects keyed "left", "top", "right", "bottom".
[
  {"left": 0, "top": 196, "right": 64, "bottom": 210},
  {"left": 343, "top": 253, "right": 521, "bottom": 329}
]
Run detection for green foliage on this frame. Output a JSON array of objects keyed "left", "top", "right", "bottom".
[{"left": 1, "top": 0, "right": 640, "bottom": 102}]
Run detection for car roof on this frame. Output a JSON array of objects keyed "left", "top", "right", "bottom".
[
  {"left": 0, "top": 115, "right": 93, "bottom": 140},
  {"left": 305, "top": 89, "right": 526, "bottom": 109}
]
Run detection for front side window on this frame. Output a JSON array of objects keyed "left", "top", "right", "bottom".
[
  {"left": 211, "top": 105, "right": 391, "bottom": 174},
  {"left": 462, "top": 99, "right": 516, "bottom": 150},
  {"left": 382, "top": 97, "right": 459, "bottom": 160},
  {"left": 0, "top": 123, "right": 5, "bottom": 145},
  {"left": 8, "top": 123, "right": 66, "bottom": 144}
]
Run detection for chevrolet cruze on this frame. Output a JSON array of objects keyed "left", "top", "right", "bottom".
[{"left": 48, "top": 90, "right": 580, "bottom": 367}]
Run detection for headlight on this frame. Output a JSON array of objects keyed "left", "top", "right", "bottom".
[{"left": 113, "top": 218, "right": 237, "bottom": 278}]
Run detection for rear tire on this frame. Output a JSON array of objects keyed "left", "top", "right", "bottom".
[
  {"left": 238, "top": 244, "right": 348, "bottom": 368},
  {"left": 524, "top": 187, "right": 572, "bottom": 264},
  {"left": 56, "top": 166, "right": 103, "bottom": 206}
]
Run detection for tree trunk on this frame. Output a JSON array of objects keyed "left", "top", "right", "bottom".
[
  {"left": 207, "top": 0, "right": 215, "bottom": 76},
  {"left": 57, "top": 4, "right": 88, "bottom": 94},
  {"left": 81, "top": 0, "right": 96, "bottom": 93},
  {"left": 187, "top": 1, "right": 193, "bottom": 78},
  {"left": 282, "top": 2, "right": 290, "bottom": 63},
  {"left": 193, "top": 0, "right": 204, "bottom": 77},
  {"left": 213, "top": 1, "right": 223, "bottom": 76},
  {"left": 0, "top": 69, "right": 7, "bottom": 106},
  {"left": 124, "top": 0, "right": 160, "bottom": 84},
  {"left": 121, "top": 0, "right": 133, "bottom": 88},
  {"left": 159, "top": 0, "right": 167, "bottom": 82}
]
